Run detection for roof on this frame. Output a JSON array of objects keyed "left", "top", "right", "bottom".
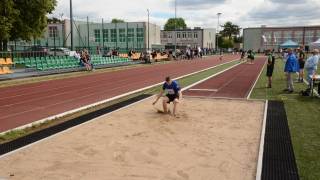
[
  {"left": 280, "top": 40, "right": 299, "bottom": 48},
  {"left": 244, "top": 25, "right": 320, "bottom": 30}
]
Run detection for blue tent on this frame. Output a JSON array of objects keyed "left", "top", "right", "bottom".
[{"left": 280, "top": 40, "right": 299, "bottom": 48}]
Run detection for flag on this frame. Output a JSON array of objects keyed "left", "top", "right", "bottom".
[{"left": 262, "top": 35, "right": 267, "bottom": 43}]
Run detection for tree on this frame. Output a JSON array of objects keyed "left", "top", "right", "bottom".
[
  {"left": 0, "top": 0, "right": 57, "bottom": 51},
  {"left": 164, "top": 18, "right": 187, "bottom": 31},
  {"left": 221, "top": 38, "right": 234, "bottom": 49},
  {"left": 48, "top": 17, "right": 62, "bottom": 24},
  {"left": 234, "top": 36, "right": 243, "bottom": 43},
  {"left": 111, "top": 18, "right": 125, "bottom": 23},
  {"left": 220, "top": 21, "right": 241, "bottom": 40},
  {"left": 0, "top": 0, "right": 18, "bottom": 50}
]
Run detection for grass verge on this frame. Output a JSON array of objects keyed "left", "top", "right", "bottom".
[
  {"left": 250, "top": 59, "right": 320, "bottom": 180},
  {"left": 0, "top": 60, "right": 240, "bottom": 144}
]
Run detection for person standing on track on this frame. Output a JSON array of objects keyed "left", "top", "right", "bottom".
[
  {"left": 247, "top": 49, "right": 255, "bottom": 64},
  {"left": 266, "top": 50, "right": 276, "bottom": 88},
  {"left": 219, "top": 49, "right": 223, "bottom": 61},
  {"left": 153, "top": 76, "right": 182, "bottom": 117},
  {"left": 240, "top": 50, "right": 246, "bottom": 62}
]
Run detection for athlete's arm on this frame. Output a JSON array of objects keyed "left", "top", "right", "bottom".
[{"left": 153, "top": 89, "right": 164, "bottom": 105}]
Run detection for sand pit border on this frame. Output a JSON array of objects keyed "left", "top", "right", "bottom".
[
  {"left": 256, "top": 100, "right": 268, "bottom": 180},
  {"left": 0, "top": 59, "right": 269, "bottom": 180}
]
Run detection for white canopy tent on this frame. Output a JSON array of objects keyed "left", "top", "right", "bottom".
[{"left": 310, "top": 38, "right": 320, "bottom": 47}]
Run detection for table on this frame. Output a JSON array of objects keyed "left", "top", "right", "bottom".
[{"left": 309, "top": 75, "right": 320, "bottom": 97}]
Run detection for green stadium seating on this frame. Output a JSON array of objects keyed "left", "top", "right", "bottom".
[{"left": 23, "top": 55, "right": 130, "bottom": 71}]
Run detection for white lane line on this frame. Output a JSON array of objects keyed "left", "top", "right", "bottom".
[
  {"left": 256, "top": 100, "right": 268, "bottom": 180},
  {"left": 182, "top": 62, "right": 242, "bottom": 91},
  {"left": 0, "top": 58, "right": 239, "bottom": 136},
  {"left": 188, "top": 89, "right": 218, "bottom": 92},
  {"left": 247, "top": 58, "right": 267, "bottom": 100}
]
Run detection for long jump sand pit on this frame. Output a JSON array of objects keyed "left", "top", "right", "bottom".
[{"left": 0, "top": 97, "right": 265, "bottom": 180}]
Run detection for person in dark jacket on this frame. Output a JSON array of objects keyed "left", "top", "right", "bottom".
[{"left": 266, "top": 50, "right": 276, "bottom": 88}]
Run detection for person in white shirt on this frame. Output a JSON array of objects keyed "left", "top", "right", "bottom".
[{"left": 305, "top": 49, "right": 319, "bottom": 85}]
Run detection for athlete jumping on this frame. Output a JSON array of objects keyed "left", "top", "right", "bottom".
[{"left": 152, "top": 76, "right": 182, "bottom": 117}]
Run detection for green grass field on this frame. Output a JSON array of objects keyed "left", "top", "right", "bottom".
[{"left": 250, "top": 59, "right": 320, "bottom": 180}]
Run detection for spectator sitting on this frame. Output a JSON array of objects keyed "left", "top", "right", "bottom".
[
  {"left": 128, "top": 50, "right": 133, "bottom": 59},
  {"left": 80, "top": 50, "right": 93, "bottom": 71},
  {"left": 151, "top": 50, "right": 157, "bottom": 60}
]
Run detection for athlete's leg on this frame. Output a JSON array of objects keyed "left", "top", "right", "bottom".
[
  {"left": 173, "top": 98, "right": 179, "bottom": 116},
  {"left": 162, "top": 97, "right": 169, "bottom": 113},
  {"left": 268, "top": 76, "right": 272, "bottom": 88}
]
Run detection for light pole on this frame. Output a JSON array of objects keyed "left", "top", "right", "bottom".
[
  {"left": 174, "top": 0, "right": 177, "bottom": 56},
  {"left": 147, "top": 9, "right": 150, "bottom": 52},
  {"left": 216, "top": 12, "right": 222, "bottom": 53},
  {"left": 70, "top": 0, "right": 73, "bottom": 50}
]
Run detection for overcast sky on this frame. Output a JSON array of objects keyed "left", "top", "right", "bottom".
[{"left": 51, "top": 0, "right": 320, "bottom": 29}]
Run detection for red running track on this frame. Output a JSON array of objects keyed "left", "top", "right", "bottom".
[
  {"left": 0, "top": 55, "right": 239, "bottom": 133},
  {"left": 184, "top": 57, "right": 266, "bottom": 98}
]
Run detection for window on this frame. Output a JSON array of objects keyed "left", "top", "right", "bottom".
[
  {"left": 294, "top": 31, "right": 303, "bottom": 44},
  {"left": 182, "top": 32, "right": 186, "bottom": 38},
  {"left": 137, "top": 28, "right": 144, "bottom": 42},
  {"left": 194, "top": 32, "right": 198, "bottom": 39},
  {"left": 127, "top": 28, "right": 134, "bottom": 42},
  {"left": 305, "top": 30, "right": 314, "bottom": 44},
  {"left": 188, "top": 32, "right": 192, "bottom": 38},
  {"left": 111, "top": 29, "right": 117, "bottom": 42},
  {"left": 316, "top": 30, "right": 320, "bottom": 39},
  {"left": 49, "top": 26, "right": 58, "bottom": 38},
  {"left": 119, "top": 29, "right": 126, "bottom": 42},
  {"left": 177, "top": 32, "right": 181, "bottom": 39},
  {"left": 264, "top": 31, "right": 272, "bottom": 45},
  {"left": 162, "top": 32, "right": 167, "bottom": 39},
  {"left": 283, "top": 31, "right": 292, "bottom": 42},
  {"left": 94, "top": 29, "right": 101, "bottom": 43},
  {"left": 168, "top": 33, "right": 172, "bottom": 38},
  {"left": 103, "top": 29, "right": 109, "bottom": 42},
  {"left": 273, "top": 31, "right": 281, "bottom": 45}
]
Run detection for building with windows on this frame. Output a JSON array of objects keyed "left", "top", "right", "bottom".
[
  {"left": 160, "top": 28, "right": 216, "bottom": 49},
  {"left": 7, "top": 22, "right": 66, "bottom": 51},
  {"left": 243, "top": 25, "right": 320, "bottom": 51},
  {"left": 73, "top": 21, "right": 160, "bottom": 52},
  {"left": 7, "top": 20, "right": 161, "bottom": 53}
]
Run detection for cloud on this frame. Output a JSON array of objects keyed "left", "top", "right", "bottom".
[
  {"left": 171, "top": 0, "right": 227, "bottom": 9},
  {"left": 51, "top": 0, "right": 320, "bottom": 29},
  {"left": 243, "top": 0, "right": 320, "bottom": 27},
  {"left": 268, "top": 0, "right": 304, "bottom": 4}
]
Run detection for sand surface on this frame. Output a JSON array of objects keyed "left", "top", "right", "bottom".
[{"left": 0, "top": 97, "right": 264, "bottom": 180}]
